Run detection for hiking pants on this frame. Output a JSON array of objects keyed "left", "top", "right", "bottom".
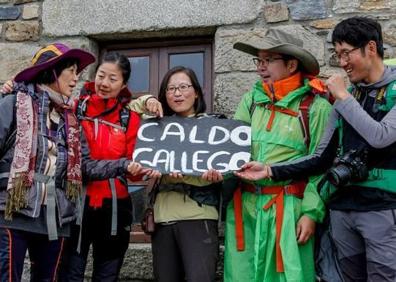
[
  {"left": 152, "top": 219, "right": 219, "bottom": 282},
  {"left": 0, "top": 227, "right": 64, "bottom": 282},
  {"left": 330, "top": 209, "right": 396, "bottom": 282},
  {"left": 61, "top": 197, "right": 132, "bottom": 282}
]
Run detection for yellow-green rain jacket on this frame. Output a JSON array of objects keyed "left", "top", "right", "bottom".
[{"left": 224, "top": 79, "right": 331, "bottom": 282}]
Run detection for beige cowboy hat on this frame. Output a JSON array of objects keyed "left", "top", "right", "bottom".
[{"left": 234, "top": 28, "right": 319, "bottom": 76}]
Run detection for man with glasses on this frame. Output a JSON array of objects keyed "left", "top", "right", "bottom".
[
  {"left": 236, "top": 17, "right": 396, "bottom": 281},
  {"left": 223, "top": 28, "right": 332, "bottom": 281}
]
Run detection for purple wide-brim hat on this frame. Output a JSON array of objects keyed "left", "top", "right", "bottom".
[{"left": 14, "top": 43, "right": 96, "bottom": 82}]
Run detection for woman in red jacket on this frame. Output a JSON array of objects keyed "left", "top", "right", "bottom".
[{"left": 64, "top": 52, "right": 160, "bottom": 281}]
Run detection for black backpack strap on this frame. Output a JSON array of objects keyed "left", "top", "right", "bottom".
[
  {"left": 77, "top": 93, "right": 130, "bottom": 132},
  {"left": 248, "top": 94, "right": 266, "bottom": 120},
  {"left": 76, "top": 95, "right": 90, "bottom": 120},
  {"left": 119, "top": 107, "right": 130, "bottom": 130},
  {"left": 249, "top": 99, "right": 257, "bottom": 119},
  {"left": 298, "top": 93, "right": 315, "bottom": 148}
]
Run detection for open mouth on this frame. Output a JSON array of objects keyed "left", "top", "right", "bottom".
[
  {"left": 98, "top": 89, "right": 109, "bottom": 95},
  {"left": 343, "top": 63, "right": 353, "bottom": 75},
  {"left": 258, "top": 71, "right": 270, "bottom": 80},
  {"left": 345, "top": 68, "right": 353, "bottom": 75},
  {"left": 174, "top": 99, "right": 184, "bottom": 104}
]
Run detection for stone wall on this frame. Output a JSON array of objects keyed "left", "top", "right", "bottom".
[
  {"left": 0, "top": 0, "right": 98, "bottom": 85},
  {"left": 212, "top": 0, "right": 396, "bottom": 116},
  {"left": 1, "top": 0, "right": 396, "bottom": 115}
]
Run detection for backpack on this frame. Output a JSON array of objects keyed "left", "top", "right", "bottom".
[
  {"left": 76, "top": 88, "right": 131, "bottom": 132},
  {"left": 249, "top": 91, "right": 323, "bottom": 148}
]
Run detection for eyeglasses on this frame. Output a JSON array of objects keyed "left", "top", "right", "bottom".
[
  {"left": 334, "top": 47, "right": 361, "bottom": 64},
  {"left": 166, "top": 83, "right": 193, "bottom": 94},
  {"left": 252, "top": 57, "right": 284, "bottom": 67}
]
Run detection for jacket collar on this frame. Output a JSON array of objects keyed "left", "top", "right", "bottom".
[{"left": 251, "top": 75, "right": 324, "bottom": 108}]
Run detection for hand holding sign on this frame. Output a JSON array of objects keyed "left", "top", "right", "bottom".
[
  {"left": 133, "top": 115, "right": 251, "bottom": 175},
  {"left": 127, "top": 162, "right": 143, "bottom": 176},
  {"left": 145, "top": 169, "right": 162, "bottom": 179},
  {"left": 234, "top": 161, "right": 272, "bottom": 181},
  {"left": 127, "top": 161, "right": 162, "bottom": 179},
  {"left": 202, "top": 169, "right": 224, "bottom": 183},
  {"left": 169, "top": 172, "right": 183, "bottom": 179}
]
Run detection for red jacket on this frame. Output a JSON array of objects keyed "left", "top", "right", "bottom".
[{"left": 79, "top": 82, "right": 140, "bottom": 208}]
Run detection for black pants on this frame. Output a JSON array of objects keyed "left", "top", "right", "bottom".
[
  {"left": 152, "top": 219, "right": 219, "bottom": 282},
  {"left": 0, "top": 227, "right": 64, "bottom": 282},
  {"left": 61, "top": 197, "right": 132, "bottom": 282}
]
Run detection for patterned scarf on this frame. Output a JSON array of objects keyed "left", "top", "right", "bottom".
[
  {"left": 64, "top": 107, "right": 83, "bottom": 201},
  {"left": 5, "top": 84, "right": 82, "bottom": 219},
  {"left": 5, "top": 91, "right": 38, "bottom": 218}
]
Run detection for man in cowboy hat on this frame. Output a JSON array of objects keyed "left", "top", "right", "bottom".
[
  {"left": 236, "top": 17, "right": 396, "bottom": 281},
  {"left": 223, "top": 28, "right": 332, "bottom": 281}
]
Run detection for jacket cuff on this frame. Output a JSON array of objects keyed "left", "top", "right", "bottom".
[
  {"left": 302, "top": 210, "right": 324, "bottom": 224},
  {"left": 122, "top": 158, "right": 130, "bottom": 173},
  {"left": 144, "top": 95, "right": 156, "bottom": 107}
]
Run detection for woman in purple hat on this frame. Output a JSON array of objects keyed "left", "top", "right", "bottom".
[{"left": 0, "top": 43, "right": 148, "bottom": 281}]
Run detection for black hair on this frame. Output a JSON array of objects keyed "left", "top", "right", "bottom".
[
  {"left": 34, "top": 58, "right": 79, "bottom": 84},
  {"left": 158, "top": 66, "right": 206, "bottom": 116},
  {"left": 281, "top": 54, "right": 303, "bottom": 73},
  {"left": 332, "top": 17, "right": 384, "bottom": 59},
  {"left": 100, "top": 52, "right": 131, "bottom": 84}
]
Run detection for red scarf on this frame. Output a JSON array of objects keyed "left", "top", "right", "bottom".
[
  {"left": 5, "top": 90, "right": 82, "bottom": 219},
  {"left": 263, "top": 72, "right": 303, "bottom": 102}
]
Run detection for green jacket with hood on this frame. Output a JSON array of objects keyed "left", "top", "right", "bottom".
[{"left": 224, "top": 78, "right": 332, "bottom": 282}]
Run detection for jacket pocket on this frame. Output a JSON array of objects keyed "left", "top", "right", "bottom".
[{"left": 55, "top": 188, "right": 77, "bottom": 225}]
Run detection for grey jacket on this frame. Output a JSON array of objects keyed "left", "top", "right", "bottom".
[
  {"left": 0, "top": 94, "right": 130, "bottom": 230},
  {"left": 272, "top": 65, "right": 396, "bottom": 178},
  {"left": 271, "top": 66, "right": 396, "bottom": 210}
]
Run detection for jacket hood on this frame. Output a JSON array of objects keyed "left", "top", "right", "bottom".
[
  {"left": 82, "top": 81, "right": 132, "bottom": 106},
  {"left": 356, "top": 65, "right": 396, "bottom": 90}
]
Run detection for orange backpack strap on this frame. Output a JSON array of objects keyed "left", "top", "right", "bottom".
[{"left": 233, "top": 186, "right": 245, "bottom": 251}]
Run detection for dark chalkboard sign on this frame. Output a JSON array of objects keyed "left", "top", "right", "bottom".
[{"left": 133, "top": 115, "right": 251, "bottom": 175}]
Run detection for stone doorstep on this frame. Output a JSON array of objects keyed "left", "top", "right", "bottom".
[
  {"left": 131, "top": 224, "right": 152, "bottom": 243},
  {"left": 22, "top": 221, "right": 223, "bottom": 280},
  {"left": 117, "top": 243, "right": 225, "bottom": 281},
  {"left": 22, "top": 243, "right": 225, "bottom": 281}
]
